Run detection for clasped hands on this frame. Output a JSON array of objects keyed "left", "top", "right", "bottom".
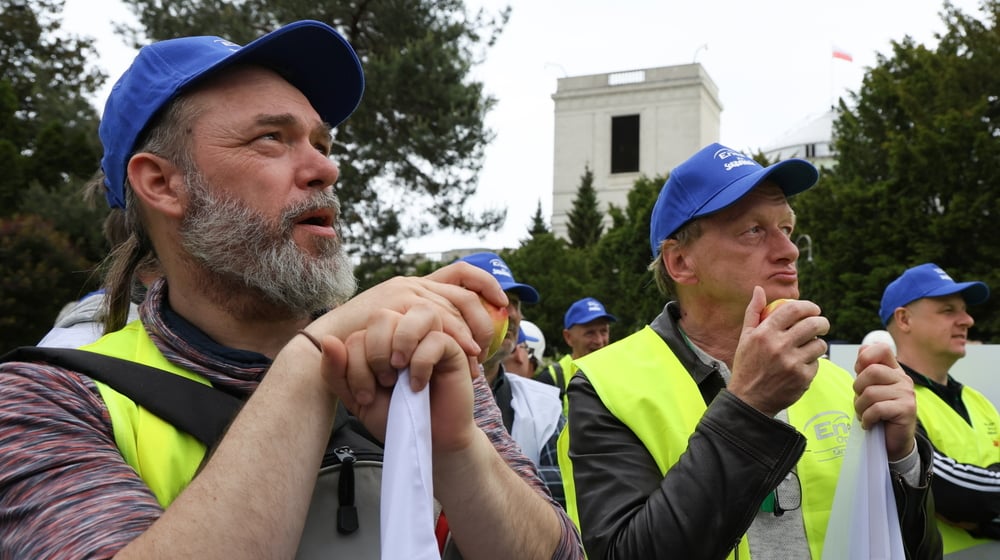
[{"left": 297, "top": 262, "right": 507, "bottom": 452}]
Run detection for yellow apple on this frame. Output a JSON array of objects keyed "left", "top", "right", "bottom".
[
  {"left": 480, "top": 297, "right": 509, "bottom": 360},
  {"left": 760, "top": 298, "right": 792, "bottom": 321}
]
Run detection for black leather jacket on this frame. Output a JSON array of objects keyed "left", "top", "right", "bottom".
[{"left": 567, "top": 302, "right": 942, "bottom": 559}]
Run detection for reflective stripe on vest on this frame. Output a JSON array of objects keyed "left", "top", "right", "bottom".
[
  {"left": 915, "top": 384, "right": 1000, "bottom": 554},
  {"left": 82, "top": 321, "right": 208, "bottom": 508},
  {"left": 560, "top": 326, "right": 853, "bottom": 559}
]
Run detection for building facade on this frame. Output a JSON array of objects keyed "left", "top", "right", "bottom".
[{"left": 550, "top": 64, "right": 722, "bottom": 239}]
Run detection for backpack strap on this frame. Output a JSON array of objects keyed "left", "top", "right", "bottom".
[
  {"left": 1, "top": 346, "right": 241, "bottom": 448},
  {"left": 552, "top": 362, "right": 566, "bottom": 401}
]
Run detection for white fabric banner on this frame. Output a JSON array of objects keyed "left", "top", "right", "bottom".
[
  {"left": 380, "top": 369, "right": 441, "bottom": 560},
  {"left": 822, "top": 420, "right": 905, "bottom": 559}
]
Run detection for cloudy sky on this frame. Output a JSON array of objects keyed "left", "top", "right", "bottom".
[{"left": 62, "top": 0, "right": 984, "bottom": 255}]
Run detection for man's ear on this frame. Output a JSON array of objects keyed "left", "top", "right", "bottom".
[
  {"left": 126, "top": 153, "right": 186, "bottom": 219},
  {"left": 892, "top": 307, "right": 911, "bottom": 333},
  {"left": 562, "top": 328, "right": 572, "bottom": 346},
  {"left": 662, "top": 239, "right": 697, "bottom": 286}
]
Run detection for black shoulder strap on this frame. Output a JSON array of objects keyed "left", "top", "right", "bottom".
[
  {"left": 1, "top": 346, "right": 242, "bottom": 448},
  {"left": 552, "top": 362, "right": 566, "bottom": 400}
]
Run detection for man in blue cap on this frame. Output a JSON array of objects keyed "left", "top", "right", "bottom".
[
  {"left": 458, "top": 252, "right": 565, "bottom": 507},
  {"left": 881, "top": 263, "right": 1000, "bottom": 555},
  {"left": 558, "top": 143, "right": 940, "bottom": 558},
  {"left": 536, "top": 297, "right": 616, "bottom": 413},
  {"left": 0, "top": 22, "right": 581, "bottom": 559}
]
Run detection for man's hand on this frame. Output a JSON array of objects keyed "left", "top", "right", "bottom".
[
  {"left": 854, "top": 343, "right": 917, "bottom": 461},
  {"left": 309, "top": 262, "right": 508, "bottom": 368},
  {"left": 318, "top": 315, "right": 477, "bottom": 451},
  {"left": 729, "top": 286, "right": 830, "bottom": 416}
]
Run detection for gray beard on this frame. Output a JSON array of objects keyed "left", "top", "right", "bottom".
[{"left": 178, "top": 170, "right": 357, "bottom": 317}]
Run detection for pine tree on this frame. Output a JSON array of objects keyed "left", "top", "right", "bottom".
[
  {"left": 528, "top": 199, "right": 549, "bottom": 236},
  {"left": 565, "top": 164, "right": 604, "bottom": 248}
]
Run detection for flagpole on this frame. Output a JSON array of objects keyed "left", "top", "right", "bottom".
[
  {"left": 830, "top": 45, "right": 835, "bottom": 110},
  {"left": 830, "top": 45, "right": 854, "bottom": 110}
]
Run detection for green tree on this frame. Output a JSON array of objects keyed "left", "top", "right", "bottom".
[
  {"left": 0, "top": 0, "right": 104, "bottom": 215},
  {"left": 500, "top": 232, "right": 584, "bottom": 359},
  {"left": 793, "top": 0, "right": 1000, "bottom": 342},
  {"left": 0, "top": 214, "right": 93, "bottom": 349},
  {"left": 502, "top": 174, "right": 665, "bottom": 358},
  {"left": 588, "top": 175, "right": 665, "bottom": 339},
  {"left": 565, "top": 164, "right": 604, "bottom": 248},
  {"left": 116, "top": 0, "right": 509, "bottom": 289},
  {"left": 21, "top": 180, "right": 110, "bottom": 265},
  {"left": 528, "top": 199, "right": 549, "bottom": 236},
  {"left": 0, "top": 0, "right": 109, "bottom": 345}
]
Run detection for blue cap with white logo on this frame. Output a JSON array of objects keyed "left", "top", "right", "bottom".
[
  {"left": 879, "top": 263, "right": 989, "bottom": 326},
  {"left": 99, "top": 20, "right": 364, "bottom": 209},
  {"left": 564, "top": 297, "right": 617, "bottom": 329},
  {"left": 649, "top": 143, "right": 818, "bottom": 256},
  {"left": 456, "top": 252, "right": 540, "bottom": 304}
]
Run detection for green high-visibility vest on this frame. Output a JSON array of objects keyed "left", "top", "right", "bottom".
[
  {"left": 914, "top": 383, "right": 1000, "bottom": 555},
  {"left": 83, "top": 321, "right": 209, "bottom": 508},
  {"left": 540, "top": 354, "right": 576, "bottom": 416},
  {"left": 559, "top": 326, "right": 853, "bottom": 559}
]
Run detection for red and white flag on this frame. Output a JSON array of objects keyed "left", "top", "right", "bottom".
[{"left": 832, "top": 45, "right": 853, "bottom": 62}]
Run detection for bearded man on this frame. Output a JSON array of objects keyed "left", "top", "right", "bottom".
[{"left": 0, "top": 21, "right": 582, "bottom": 559}]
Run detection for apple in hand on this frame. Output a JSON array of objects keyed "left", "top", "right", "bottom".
[
  {"left": 760, "top": 298, "right": 792, "bottom": 321},
  {"left": 479, "top": 297, "right": 509, "bottom": 360}
]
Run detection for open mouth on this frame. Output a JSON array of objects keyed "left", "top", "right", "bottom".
[{"left": 294, "top": 208, "right": 335, "bottom": 228}]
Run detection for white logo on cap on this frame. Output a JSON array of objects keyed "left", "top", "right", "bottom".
[
  {"left": 933, "top": 266, "right": 953, "bottom": 281},
  {"left": 713, "top": 148, "right": 757, "bottom": 172},
  {"left": 213, "top": 39, "right": 240, "bottom": 51},
  {"left": 587, "top": 301, "right": 603, "bottom": 312},
  {"left": 713, "top": 148, "right": 742, "bottom": 160},
  {"left": 489, "top": 258, "right": 514, "bottom": 279}
]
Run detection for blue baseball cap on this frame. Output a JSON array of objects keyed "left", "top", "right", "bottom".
[
  {"left": 879, "top": 263, "right": 990, "bottom": 326},
  {"left": 564, "top": 297, "right": 617, "bottom": 329},
  {"left": 456, "top": 252, "right": 539, "bottom": 304},
  {"left": 649, "top": 143, "right": 818, "bottom": 256},
  {"left": 99, "top": 20, "right": 364, "bottom": 209}
]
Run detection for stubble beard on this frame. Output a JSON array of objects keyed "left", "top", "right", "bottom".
[{"left": 178, "top": 169, "right": 357, "bottom": 320}]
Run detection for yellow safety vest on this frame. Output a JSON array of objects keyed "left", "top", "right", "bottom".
[
  {"left": 559, "top": 326, "right": 853, "bottom": 560},
  {"left": 81, "top": 321, "right": 209, "bottom": 508},
  {"left": 542, "top": 354, "right": 576, "bottom": 416},
  {"left": 915, "top": 383, "right": 1000, "bottom": 555}
]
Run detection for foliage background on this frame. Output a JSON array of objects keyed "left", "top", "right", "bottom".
[{"left": 1, "top": 0, "right": 998, "bottom": 355}]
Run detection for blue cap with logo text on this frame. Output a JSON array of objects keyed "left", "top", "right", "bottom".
[
  {"left": 649, "top": 143, "right": 818, "bottom": 256},
  {"left": 879, "top": 263, "right": 990, "bottom": 326},
  {"left": 456, "top": 252, "right": 540, "bottom": 304},
  {"left": 99, "top": 20, "right": 364, "bottom": 209},
  {"left": 564, "top": 297, "right": 617, "bottom": 329}
]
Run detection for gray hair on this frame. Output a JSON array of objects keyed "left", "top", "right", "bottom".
[{"left": 99, "top": 95, "right": 201, "bottom": 332}]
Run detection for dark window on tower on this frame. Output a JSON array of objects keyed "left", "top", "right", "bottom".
[{"left": 611, "top": 114, "right": 640, "bottom": 173}]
